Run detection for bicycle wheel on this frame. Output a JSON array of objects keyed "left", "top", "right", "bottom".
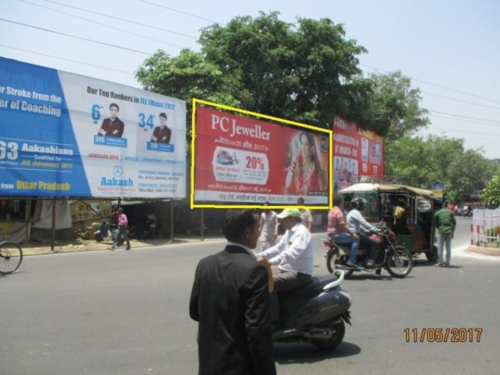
[{"left": 0, "top": 241, "right": 23, "bottom": 274}]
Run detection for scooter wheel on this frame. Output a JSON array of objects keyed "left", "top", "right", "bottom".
[{"left": 314, "top": 320, "right": 345, "bottom": 350}]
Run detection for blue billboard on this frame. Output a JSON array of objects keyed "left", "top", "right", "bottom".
[{"left": 0, "top": 57, "right": 186, "bottom": 198}]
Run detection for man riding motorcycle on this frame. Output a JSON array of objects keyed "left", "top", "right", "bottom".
[
  {"left": 346, "top": 198, "right": 380, "bottom": 268},
  {"left": 327, "top": 196, "right": 360, "bottom": 268}
]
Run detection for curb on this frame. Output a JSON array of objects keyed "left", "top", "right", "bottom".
[
  {"left": 20, "top": 237, "right": 227, "bottom": 256},
  {"left": 467, "top": 245, "right": 500, "bottom": 257}
]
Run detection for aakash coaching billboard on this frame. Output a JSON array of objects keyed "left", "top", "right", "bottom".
[{"left": 0, "top": 57, "right": 186, "bottom": 198}]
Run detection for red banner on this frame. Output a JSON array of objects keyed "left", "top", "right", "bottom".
[
  {"left": 333, "top": 117, "right": 384, "bottom": 194},
  {"left": 194, "top": 107, "right": 330, "bottom": 205}
]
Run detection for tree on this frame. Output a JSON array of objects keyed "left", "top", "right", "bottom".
[
  {"left": 136, "top": 12, "right": 370, "bottom": 129},
  {"left": 360, "top": 71, "right": 430, "bottom": 140},
  {"left": 136, "top": 12, "right": 430, "bottom": 144},
  {"left": 447, "top": 149, "right": 498, "bottom": 203},
  {"left": 385, "top": 135, "right": 463, "bottom": 188},
  {"left": 482, "top": 176, "right": 500, "bottom": 207},
  {"left": 385, "top": 134, "right": 499, "bottom": 204}
]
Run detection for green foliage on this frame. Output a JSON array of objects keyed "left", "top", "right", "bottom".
[
  {"left": 484, "top": 226, "right": 500, "bottom": 238},
  {"left": 358, "top": 71, "right": 429, "bottom": 140},
  {"left": 137, "top": 12, "right": 372, "bottom": 128},
  {"left": 386, "top": 135, "right": 499, "bottom": 204},
  {"left": 136, "top": 12, "right": 429, "bottom": 150},
  {"left": 482, "top": 176, "right": 500, "bottom": 207}
]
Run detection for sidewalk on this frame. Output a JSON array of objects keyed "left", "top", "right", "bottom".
[
  {"left": 19, "top": 235, "right": 226, "bottom": 256},
  {"left": 467, "top": 244, "right": 500, "bottom": 257}
]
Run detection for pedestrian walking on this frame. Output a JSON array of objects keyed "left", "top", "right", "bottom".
[
  {"left": 111, "top": 208, "right": 131, "bottom": 250},
  {"left": 434, "top": 201, "right": 456, "bottom": 267}
]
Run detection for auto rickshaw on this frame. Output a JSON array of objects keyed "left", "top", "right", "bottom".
[{"left": 339, "top": 183, "right": 438, "bottom": 262}]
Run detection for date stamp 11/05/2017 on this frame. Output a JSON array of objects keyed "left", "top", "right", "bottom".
[{"left": 405, "top": 328, "right": 483, "bottom": 343}]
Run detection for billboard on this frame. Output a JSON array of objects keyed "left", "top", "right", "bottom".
[
  {"left": 333, "top": 117, "right": 384, "bottom": 194},
  {"left": 0, "top": 57, "right": 186, "bottom": 198},
  {"left": 194, "top": 105, "right": 331, "bottom": 206}
]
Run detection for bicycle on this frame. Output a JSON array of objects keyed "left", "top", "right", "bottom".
[{"left": 0, "top": 241, "right": 23, "bottom": 275}]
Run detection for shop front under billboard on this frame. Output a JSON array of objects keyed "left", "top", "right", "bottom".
[
  {"left": 0, "top": 57, "right": 186, "bottom": 198},
  {"left": 194, "top": 105, "right": 331, "bottom": 206}
]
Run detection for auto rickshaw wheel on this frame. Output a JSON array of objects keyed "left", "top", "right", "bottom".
[{"left": 426, "top": 246, "right": 438, "bottom": 262}]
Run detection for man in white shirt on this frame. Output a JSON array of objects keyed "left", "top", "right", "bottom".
[
  {"left": 258, "top": 209, "right": 313, "bottom": 292},
  {"left": 259, "top": 202, "right": 279, "bottom": 251}
]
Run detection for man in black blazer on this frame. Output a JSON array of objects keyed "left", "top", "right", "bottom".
[{"left": 189, "top": 210, "right": 276, "bottom": 375}]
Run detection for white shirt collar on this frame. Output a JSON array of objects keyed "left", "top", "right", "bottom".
[{"left": 227, "top": 242, "right": 257, "bottom": 260}]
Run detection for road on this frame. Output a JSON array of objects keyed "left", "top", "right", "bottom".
[{"left": 1, "top": 217, "right": 499, "bottom": 375}]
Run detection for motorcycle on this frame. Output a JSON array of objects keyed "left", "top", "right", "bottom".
[
  {"left": 462, "top": 209, "right": 473, "bottom": 218},
  {"left": 323, "top": 228, "right": 413, "bottom": 278},
  {"left": 94, "top": 220, "right": 124, "bottom": 246},
  {"left": 272, "top": 270, "right": 352, "bottom": 350}
]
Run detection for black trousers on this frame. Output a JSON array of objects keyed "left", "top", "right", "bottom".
[{"left": 271, "top": 268, "right": 311, "bottom": 293}]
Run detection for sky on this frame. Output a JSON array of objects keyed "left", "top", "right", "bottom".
[{"left": 1, "top": 0, "right": 499, "bottom": 159}]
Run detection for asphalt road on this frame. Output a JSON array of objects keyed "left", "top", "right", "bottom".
[{"left": 1, "top": 217, "right": 499, "bottom": 375}]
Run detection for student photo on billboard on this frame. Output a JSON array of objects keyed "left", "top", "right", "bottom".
[{"left": 98, "top": 103, "right": 125, "bottom": 138}]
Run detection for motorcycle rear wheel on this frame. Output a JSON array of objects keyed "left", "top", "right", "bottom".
[
  {"left": 386, "top": 248, "right": 413, "bottom": 278},
  {"left": 326, "top": 250, "right": 354, "bottom": 278},
  {"left": 313, "top": 320, "right": 345, "bottom": 350}
]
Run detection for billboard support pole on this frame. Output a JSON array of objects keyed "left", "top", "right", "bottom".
[
  {"left": 25, "top": 199, "right": 31, "bottom": 220},
  {"left": 51, "top": 197, "right": 56, "bottom": 251},
  {"left": 170, "top": 200, "right": 174, "bottom": 243},
  {"left": 200, "top": 208, "right": 205, "bottom": 242}
]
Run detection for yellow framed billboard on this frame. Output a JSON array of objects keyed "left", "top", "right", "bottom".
[{"left": 191, "top": 99, "right": 333, "bottom": 209}]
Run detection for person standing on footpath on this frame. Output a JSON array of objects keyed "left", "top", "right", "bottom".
[
  {"left": 111, "top": 208, "right": 131, "bottom": 251},
  {"left": 434, "top": 201, "right": 456, "bottom": 267},
  {"left": 259, "top": 202, "right": 279, "bottom": 251},
  {"left": 297, "top": 197, "right": 313, "bottom": 231},
  {"left": 189, "top": 210, "right": 276, "bottom": 375}
]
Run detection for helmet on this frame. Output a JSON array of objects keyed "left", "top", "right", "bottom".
[{"left": 351, "top": 198, "right": 366, "bottom": 210}]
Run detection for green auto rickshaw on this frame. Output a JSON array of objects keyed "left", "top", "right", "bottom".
[{"left": 339, "top": 183, "right": 438, "bottom": 262}]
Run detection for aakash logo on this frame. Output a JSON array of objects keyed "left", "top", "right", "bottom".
[
  {"left": 113, "top": 166, "right": 123, "bottom": 177},
  {"left": 100, "top": 166, "right": 133, "bottom": 187}
]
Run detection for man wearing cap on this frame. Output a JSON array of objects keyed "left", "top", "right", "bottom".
[
  {"left": 151, "top": 112, "right": 172, "bottom": 143},
  {"left": 258, "top": 209, "right": 313, "bottom": 292}
]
